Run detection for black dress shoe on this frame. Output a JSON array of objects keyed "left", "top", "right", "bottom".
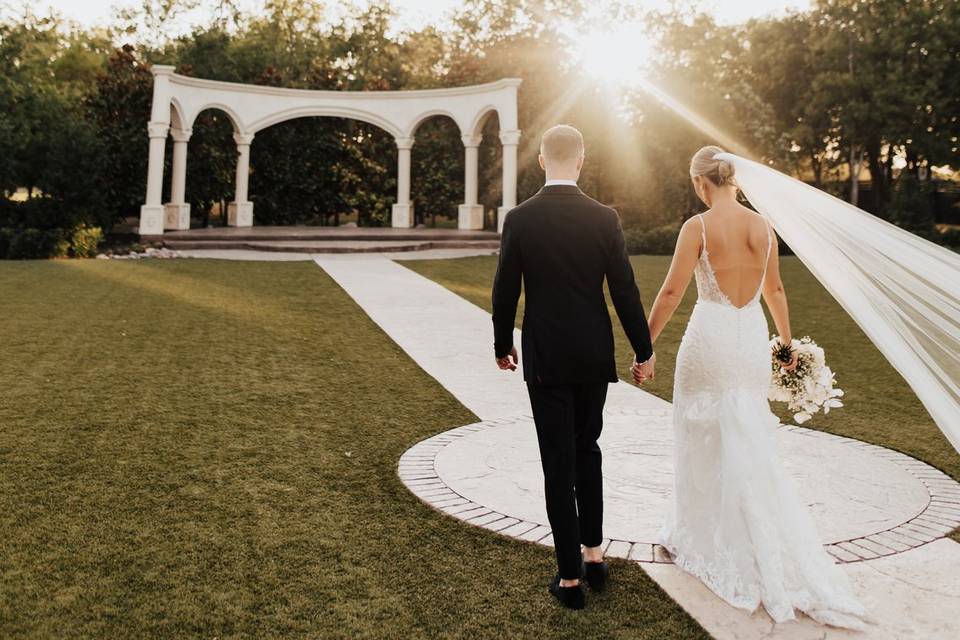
[
  {"left": 583, "top": 560, "right": 609, "bottom": 592},
  {"left": 549, "top": 574, "right": 585, "bottom": 610}
]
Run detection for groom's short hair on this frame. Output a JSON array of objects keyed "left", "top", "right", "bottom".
[{"left": 540, "top": 124, "right": 584, "bottom": 164}]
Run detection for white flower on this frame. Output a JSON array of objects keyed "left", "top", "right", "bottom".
[{"left": 794, "top": 412, "right": 812, "bottom": 424}]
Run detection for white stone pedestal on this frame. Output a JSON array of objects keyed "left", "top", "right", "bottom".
[
  {"left": 457, "top": 204, "right": 485, "bottom": 230},
  {"left": 227, "top": 201, "right": 254, "bottom": 227},
  {"left": 497, "top": 206, "right": 512, "bottom": 233},
  {"left": 164, "top": 203, "right": 191, "bottom": 231},
  {"left": 391, "top": 203, "right": 414, "bottom": 228},
  {"left": 139, "top": 204, "right": 165, "bottom": 236}
]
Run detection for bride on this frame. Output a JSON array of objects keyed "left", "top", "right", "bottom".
[{"left": 634, "top": 146, "right": 869, "bottom": 629}]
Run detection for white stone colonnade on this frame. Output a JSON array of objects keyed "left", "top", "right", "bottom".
[{"left": 138, "top": 66, "right": 521, "bottom": 235}]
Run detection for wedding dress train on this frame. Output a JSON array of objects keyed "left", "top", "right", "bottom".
[{"left": 659, "top": 214, "right": 869, "bottom": 630}]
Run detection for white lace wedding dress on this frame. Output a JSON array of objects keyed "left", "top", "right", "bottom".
[{"left": 659, "top": 214, "right": 869, "bottom": 630}]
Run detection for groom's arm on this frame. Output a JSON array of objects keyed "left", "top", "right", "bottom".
[
  {"left": 605, "top": 211, "right": 654, "bottom": 363},
  {"left": 492, "top": 213, "right": 522, "bottom": 359}
]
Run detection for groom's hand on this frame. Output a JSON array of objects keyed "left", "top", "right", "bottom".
[
  {"left": 631, "top": 353, "right": 655, "bottom": 385},
  {"left": 496, "top": 346, "right": 519, "bottom": 371}
]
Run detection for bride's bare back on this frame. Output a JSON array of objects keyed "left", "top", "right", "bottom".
[{"left": 697, "top": 206, "right": 772, "bottom": 309}]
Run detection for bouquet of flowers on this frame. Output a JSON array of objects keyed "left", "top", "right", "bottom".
[{"left": 768, "top": 336, "right": 844, "bottom": 425}]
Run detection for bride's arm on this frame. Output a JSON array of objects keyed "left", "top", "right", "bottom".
[
  {"left": 647, "top": 219, "right": 700, "bottom": 343},
  {"left": 761, "top": 227, "right": 792, "bottom": 345}
]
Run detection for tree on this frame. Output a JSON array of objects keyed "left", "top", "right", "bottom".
[{"left": 86, "top": 44, "right": 154, "bottom": 226}]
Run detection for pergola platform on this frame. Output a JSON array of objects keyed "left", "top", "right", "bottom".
[{"left": 159, "top": 226, "right": 501, "bottom": 254}]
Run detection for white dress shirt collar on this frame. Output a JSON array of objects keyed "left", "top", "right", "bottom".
[{"left": 544, "top": 179, "right": 578, "bottom": 187}]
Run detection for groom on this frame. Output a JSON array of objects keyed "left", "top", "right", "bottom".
[{"left": 492, "top": 124, "right": 655, "bottom": 609}]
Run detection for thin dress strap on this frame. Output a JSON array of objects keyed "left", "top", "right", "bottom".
[
  {"left": 696, "top": 213, "right": 707, "bottom": 256},
  {"left": 762, "top": 219, "right": 774, "bottom": 270},
  {"left": 753, "top": 219, "right": 775, "bottom": 302}
]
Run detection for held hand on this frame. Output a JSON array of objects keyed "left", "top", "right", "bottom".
[
  {"left": 496, "top": 346, "right": 519, "bottom": 372},
  {"left": 773, "top": 339, "right": 798, "bottom": 372},
  {"left": 631, "top": 352, "right": 656, "bottom": 385},
  {"left": 780, "top": 349, "right": 798, "bottom": 372}
]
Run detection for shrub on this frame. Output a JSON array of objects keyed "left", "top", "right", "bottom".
[
  {"left": 624, "top": 223, "right": 682, "bottom": 255},
  {"left": 0, "top": 196, "right": 78, "bottom": 230},
  {"left": 0, "top": 225, "right": 101, "bottom": 259},
  {"left": 936, "top": 225, "right": 960, "bottom": 249},
  {"left": 70, "top": 224, "right": 104, "bottom": 257},
  {"left": 0, "top": 227, "right": 69, "bottom": 259}
]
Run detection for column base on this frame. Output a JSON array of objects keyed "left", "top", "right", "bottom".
[
  {"left": 228, "top": 201, "right": 254, "bottom": 227},
  {"left": 391, "top": 203, "right": 414, "bottom": 228},
  {"left": 139, "top": 204, "right": 165, "bottom": 236},
  {"left": 457, "top": 204, "right": 485, "bottom": 230},
  {"left": 497, "top": 206, "right": 514, "bottom": 234},
  {"left": 164, "top": 203, "right": 191, "bottom": 231}
]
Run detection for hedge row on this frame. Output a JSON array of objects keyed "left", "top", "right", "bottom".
[
  {"left": 0, "top": 225, "right": 103, "bottom": 259},
  {"left": 623, "top": 224, "right": 682, "bottom": 255}
]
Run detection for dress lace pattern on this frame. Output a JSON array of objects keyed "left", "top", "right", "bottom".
[{"left": 659, "top": 214, "right": 869, "bottom": 630}]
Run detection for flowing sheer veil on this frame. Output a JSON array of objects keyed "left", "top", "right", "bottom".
[{"left": 715, "top": 152, "right": 960, "bottom": 454}]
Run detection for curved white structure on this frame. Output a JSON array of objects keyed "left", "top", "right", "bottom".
[{"left": 139, "top": 65, "right": 521, "bottom": 235}]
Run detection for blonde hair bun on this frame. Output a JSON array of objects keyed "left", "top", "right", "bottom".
[
  {"left": 690, "top": 145, "right": 736, "bottom": 187},
  {"left": 717, "top": 159, "right": 734, "bottom": 182}
]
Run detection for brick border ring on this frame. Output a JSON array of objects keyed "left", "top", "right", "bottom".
[{"left": 398, "top": 408, "right": 960, "bottom": 564}]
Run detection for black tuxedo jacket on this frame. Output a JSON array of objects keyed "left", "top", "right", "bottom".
[{"left": 492, "top": 184, "right": 654, "bottom": 385}]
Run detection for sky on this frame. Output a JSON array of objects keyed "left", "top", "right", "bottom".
[{"left": 34, "top": 0, "right": 812, "bottom": 33}]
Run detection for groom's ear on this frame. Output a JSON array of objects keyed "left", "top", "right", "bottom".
[
  {"left": 576, "top": 155, "right": 584, "bottom": 172},
  {"left": 538, "top": 154, "right": 546, "bottom": 171}
]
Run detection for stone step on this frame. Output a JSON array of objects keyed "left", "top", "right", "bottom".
[
  {"left": 162, "top": 239, "right": 501, "bottom": 254},
  {"left": 161, "top": 228, "right": 499, "bottom": 242}
]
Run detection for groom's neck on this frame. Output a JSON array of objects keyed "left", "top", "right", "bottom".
[{"left": 544, "top": 169, "right": 580, "bottom": 183}]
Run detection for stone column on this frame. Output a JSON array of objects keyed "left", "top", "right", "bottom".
[
  {"left": 458, "top": 134, "right": 484, "bottom": 230},
  {"left": 138, "top": 65, "right": 175, "bottom": 236},
  {"left": 138, "top": 121, "right": 170, "bottom": 236},
  {"left": 164, "top": 127, "right": 192, "bottom": 231},
  {"left": 228, "top": 132, "right": 255, "bottom": 227},
  {"left": 391, "top": 136, "right": 415, "bottom": 228},
  {"left": 497, "top": 129, "right": 521, "bottom": 233}
]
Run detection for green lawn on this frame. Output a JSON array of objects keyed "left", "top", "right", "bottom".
[
  {"left": 0, "top": 260, "right": 708, "bottom": 639},
  {"left": 403, "top": 255, "right": 960, "bottom": 543}
]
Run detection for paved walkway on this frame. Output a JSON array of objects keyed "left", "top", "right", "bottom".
[{"left": 313, "top": 254, "right": 960, "bottom": 640}]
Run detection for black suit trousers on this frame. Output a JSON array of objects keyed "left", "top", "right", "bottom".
[{"left": 527, "top": 381, "right": 608, "bottom": 580}]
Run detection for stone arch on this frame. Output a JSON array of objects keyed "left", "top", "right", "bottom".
[
  {"left": 185, "top": 102, "right": 243, "bottom": 133},
  {"left": 250, "top": 112, "right": 399, "bottom": 227},
  {"left": 467, "top": 105, "right": 499, "bottom": 138},
  {"left": 405, "top": 109, "right": 464, "bottom": 139},
  {"left": 169, "top": 97, "right": 188, "bottom": 131},
  {"left": 249, "top": 106, "right": 404, "bottom": 139},
  {"left": 137, "top": 67, "right": 521, "bottom": 235},
  {"left": 409, "top": 113, "right": 464, "bottom": 227}
]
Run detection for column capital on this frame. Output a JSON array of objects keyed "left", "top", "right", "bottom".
[
  {"left": 147, "top": 121, "right": 170, "bottom": 139},
  {"left": 233, "top": 132, "right": 255, "bottom": 146},
  {"left": 461, "top": 134, "right": 482, "bottom": 148},
  {"left": 170, "top": 127, "right": 193, "bottom": 143},
  {"left": 499, "top": 129, "right": 521, "bottom": 145},
  {"left": 395, "top": 136, "right": 415, "bottom": 150}
]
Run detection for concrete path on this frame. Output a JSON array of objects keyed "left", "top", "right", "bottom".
[{"left": 313, "top": 253, "right": 960, "bottom": 640}]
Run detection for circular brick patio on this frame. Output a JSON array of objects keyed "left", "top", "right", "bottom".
[{"left": 399, "top": 407, "right": 960, "bottom": 564}]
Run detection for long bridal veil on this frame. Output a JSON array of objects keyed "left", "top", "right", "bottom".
[{"left": 716, "top": 152, "right": 960, "bottom": 454}]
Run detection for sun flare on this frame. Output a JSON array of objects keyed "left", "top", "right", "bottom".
[{"left": 574, "top": 23, "right": 654, "bottom": 89}]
